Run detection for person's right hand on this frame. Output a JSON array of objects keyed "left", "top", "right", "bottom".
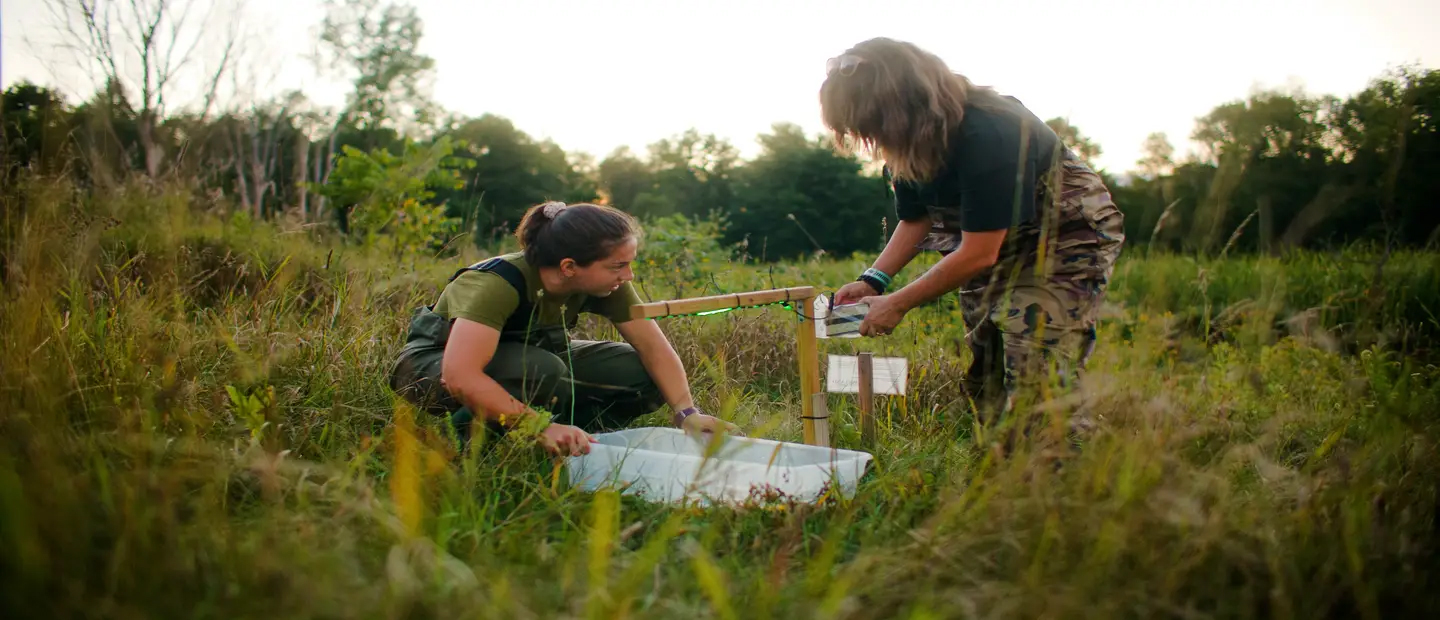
[
  {"left": 536, "top": 423, "right": 596, "bottom": 456},
  {"left": 834, "top": 280, "right": 881, "bottom": 306}
]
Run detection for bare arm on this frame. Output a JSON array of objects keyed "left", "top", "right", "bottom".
[
  {"left": 889, "top": 229, "right": 1007, "bottom": 311},
  {"left": 614, "top": 318, "right": 695, "bottom": 412},
  {"left": 439, "top": 318, "right": 532, "bottom": 422},
  {"left": 836, "top": 219, "right": 931, "bottom": 304},
  {"left": 442, "top": 318, "right": 595, "bottom": 456},
  {"left": 614, "top": 316, "right": 740, "bottom": 435},
  {"left": 857, "top": 229, "right": 1008, "bottom": 337},
  {"left": 872, "top": 218, "right": 931, "bottom": 278}
]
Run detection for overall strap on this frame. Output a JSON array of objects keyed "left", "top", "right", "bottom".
[
  {"left": 446, "top": 257, "right": 542, "bottom": 337},
  {"left": 449, "top": 257, "right": 528, "bottom": 297}
]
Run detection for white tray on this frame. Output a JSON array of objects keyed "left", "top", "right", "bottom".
[{"left": 565, "top": 427, "right": 874, "bottom": 505}]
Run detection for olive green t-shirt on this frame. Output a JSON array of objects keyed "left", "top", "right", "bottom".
[{"left": 432, "top": 252, "right": 642, "bottom": 331}]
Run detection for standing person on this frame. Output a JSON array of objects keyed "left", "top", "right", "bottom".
[
  {"left": 821, "top": 38, "right": 1126, "bottom": 430},
  {"left": 389, "top": 201, "right": 738, "bottom": 456}
]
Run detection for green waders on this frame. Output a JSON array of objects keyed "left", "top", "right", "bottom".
[{"left": 388, "top": 257, "right": 665, "bottom": 447}]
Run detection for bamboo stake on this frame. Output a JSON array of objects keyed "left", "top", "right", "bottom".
[
  {"left": 628, "top": 286, "right": 817, "bottom": 320},
  {"left": 797, "top": 294, "right": 822, "bottom": 445}
]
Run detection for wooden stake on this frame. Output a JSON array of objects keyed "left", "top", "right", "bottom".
[
  {"left": 858, "top": 352, "right": 875, "bottom": 445},
  {"left": 797, "top": 294, "right": 822, "bottom": 445},
  {"left": 810, "top": 393, "right": 831, "bottom": 448}
]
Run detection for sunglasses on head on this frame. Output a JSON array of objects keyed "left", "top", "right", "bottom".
[{"left": 826, "top": 54, "right": 863, "bottom": 76}]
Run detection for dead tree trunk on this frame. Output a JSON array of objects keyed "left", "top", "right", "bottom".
[
  {"left": 248, "top": 115, "right": 265, "bottom": 219},
  {"left": 230, "top": 123, "right": 252, "bottom": 216},
  {"left": 293, "top": 133, "right": 309, "bottom": 221},
  {"left": 137, "top": 110, "right": 163, "bottom": 178},
  {"left": 312, "top": 141, "right": 327, "bottom": 223}
]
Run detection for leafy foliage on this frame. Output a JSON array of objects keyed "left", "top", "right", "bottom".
[
  {"left": 1115, "top": 65, "right": 1440, "bottom": 254},
  {"left": 633, "top": 213, "right": 733, "bottom": 300},
  {"left": 725, "top": 123, "right": 890, "bottom": 261},
  {"left": 429, "top": 114, "right": 588, "bottom": 245},
  {"left": 316, "top": 136, "right": 474, "bottom": 256},
  {"left": 317, "top": 0, "right": 439, "bottom": 134},
  {"left": 8, "top": 48, "right": 1439, "bottom": 263}
]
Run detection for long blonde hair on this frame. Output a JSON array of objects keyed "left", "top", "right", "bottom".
[{"left": 819, "top": 37, "right": 1000, "bottom": 184}]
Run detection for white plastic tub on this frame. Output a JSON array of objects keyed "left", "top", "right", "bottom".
[{"left": 565, "top": 427, "right": 874, "bottom": 505}]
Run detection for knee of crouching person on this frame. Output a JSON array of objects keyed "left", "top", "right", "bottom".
[{"left": 529, "top": 350, "right": 573, "bottom": 381}]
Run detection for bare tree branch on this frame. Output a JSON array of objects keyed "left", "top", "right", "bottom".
[
  {"left": 33, "top": 0, "right": 251, "bottom": 177},
  {"left": 195, "top": 6, "right": 243, "bottom": 122},
  {"left": 157, "top": 0, "right": 212, "bottom": 112}
]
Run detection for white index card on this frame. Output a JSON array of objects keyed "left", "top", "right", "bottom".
[
  {"left": 813, "top": 294, "right": 830, "bottom": 339},
  {"left": 826, "top": 355, "right": 908, "bottom": 395}
]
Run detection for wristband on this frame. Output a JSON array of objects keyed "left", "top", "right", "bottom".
[
  {"left": 672, "top": 406, "right": 702, "bottom": 427},
  {"left": 858, "top": 267, "right": 892, "bottom": 295},
  {"left": 862, "top": 267, "right": 892, "bottom": 287}
]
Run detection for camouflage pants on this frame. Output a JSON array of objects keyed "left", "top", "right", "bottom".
[
  {"left": 958, "top": 280, "right": 1102, "bottom": 427},
  {"left": 947, "top": 153, "right": 1125, "bottom": 430}
]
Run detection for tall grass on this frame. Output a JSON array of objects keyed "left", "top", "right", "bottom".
[
  {"left": 1112, "top": 247, "right": 1440, "bottom": 358},
  {"left": 3, "top": 175, "right": 1438, "bottom": 619}
]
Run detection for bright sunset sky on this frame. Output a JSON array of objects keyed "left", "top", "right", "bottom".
[{"left": 4, "top": 0, "right": 1438, "bottom": 175}]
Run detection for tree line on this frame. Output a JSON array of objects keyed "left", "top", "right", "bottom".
[{"left": 4, "top": 0, "right": 1437, "bottom": 261}]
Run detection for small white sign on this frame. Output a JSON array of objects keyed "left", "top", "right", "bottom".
[{"left": 826, "top": 355, "right": 908, "bottom": 395}]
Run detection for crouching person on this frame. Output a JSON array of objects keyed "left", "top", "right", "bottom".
[{"left": 389, "top": 201, "right": 738, "bottom": 456}]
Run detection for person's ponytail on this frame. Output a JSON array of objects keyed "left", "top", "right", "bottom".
[{"left": 514, "top": 201, "right": 642, "bottom": 267}]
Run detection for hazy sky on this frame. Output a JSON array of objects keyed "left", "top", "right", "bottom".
[{"left": 5, "top": 0, "right": 1438, "bottom": 174}]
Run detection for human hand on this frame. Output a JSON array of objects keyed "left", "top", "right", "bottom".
[
  {"left": 858, "top": 294, "right": 910, "bottom": 337},
  {"left": 681, "top": 412, "right": 742, "bottom": 437},
  {"left": 834, "top": 280, "right": 881, "bottom": 306},
  {"left": 536, "top": 423, "right": 596, "bottom": 456}
]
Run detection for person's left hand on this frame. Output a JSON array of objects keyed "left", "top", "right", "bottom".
[
  {"left": 858, "top": 294, "right": 910, "bottom": 337},
  {"left": 682, "top": 412, "right": 742, "bottom": 437}
]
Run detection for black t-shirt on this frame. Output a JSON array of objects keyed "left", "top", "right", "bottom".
[{"left": 888, "top": 95, "right": 1062, "bottom": 232}]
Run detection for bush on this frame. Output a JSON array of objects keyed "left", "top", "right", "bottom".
[{"left": 633, "top": 212, "right": 736, "bottom": 300}]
